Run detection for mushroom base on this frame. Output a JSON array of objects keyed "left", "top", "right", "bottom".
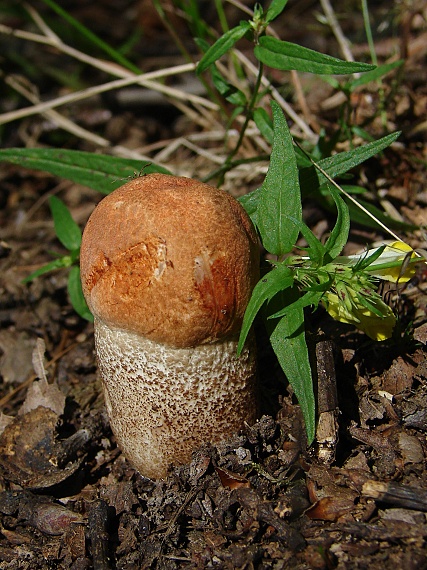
[{"left": 94, "top": 318, "right": 258, "bottom": 479}]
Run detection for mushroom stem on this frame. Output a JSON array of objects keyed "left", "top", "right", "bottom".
[{"left": 95, "top": 318, "right": 257, "bottom": 479}]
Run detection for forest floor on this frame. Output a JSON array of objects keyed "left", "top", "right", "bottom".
[{"left": 0, "top": 1, "right": 426, "bottom": 568}]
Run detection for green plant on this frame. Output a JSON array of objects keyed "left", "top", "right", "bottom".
[
  {"left": 236, "top": 101, "right": 419, "bottom": 442},
  {"left": 1, "top": 0, "right": 421, "bottom": 444},
  {"left": 21, "top": 195, "right": 91, "bottom": 321},
  {"left": 194, "top": 0, "right": 375, "bottom": 183}
]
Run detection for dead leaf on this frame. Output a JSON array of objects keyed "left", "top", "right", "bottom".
[
  {"left": 305, "top": 496, "right": 356, "bottom": 521},
  {"left": 0, "top": 406, "right": 82, "bottom": 489},
  {"left": 215, "top": 466, "right": 251, "bottom": 490}
]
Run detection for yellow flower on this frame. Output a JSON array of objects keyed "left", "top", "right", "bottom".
[
  {"left": 338, "top": 241, "right": 418, "bottom": 283},
  {"left": 365, "top": 241, "right": 417, "bottom": 282},
  {"left": 323, "top": 289, "right": 396, "bottom": 341}
]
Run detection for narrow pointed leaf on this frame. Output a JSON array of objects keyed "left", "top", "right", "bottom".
[
  {"left": 256, "top": 101, "right": 301, "bottom": 255},
  {"left": 0, "top": 148, "right": 170, "bottom": 195},
  {"left": 239, "top": 131, "right": 401, "bottom": 216},
  {"left": 265, "top": 0, "right": 289, "bottom": 23},
  {"left": 255, "top": 36, "right": 375, "bottom": 74},
  {"left": 253, "top": 107, "right": 274, "bottom": 144},
  {"left": 266, "top": 291, "right": 315, "bottom": 443},
  {"left": 238, "top": 187, "right": 261, "bottom": 225},
  {"left": 196, "top": 22, "right": 251, "bottom": 73},
  {"left": 268, "top": 290, "right": 324, "bottom": 319},
  {"left": 297, "top": 221, "right": 326, "bottom": 263},
  {"left": 302, "top": 131, "right": 401, "bottom": 188},
  {"left": 237, "top": 263, "right": 293, "bottom": 354},
  {"left": 352, "top": 245, "right": 386, "bottom": 271},
  {"left": 348, "top": 60, "right": 404, "bottom": 90},
  {"left": 22, "top": 257, "right": 72, "bottom": 283},
  {"left": 323, "top": 184, "right": 350, "bottom": 259},
  {"left": 346, "top": 197, "right": 417, "bottom": 231},
  {"left": 68, "top": 266, "right": 93, "bottom": 321},
  {"left": 49, "top": 196, "right": 82, "bottom": 251}
]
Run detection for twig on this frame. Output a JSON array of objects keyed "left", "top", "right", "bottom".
[
  {"left": 88, "top": 499, "right": 113, "bottom": 570},
  {"left": 0, "top": 7, "right": 218, "bottom": 128},
  {"left": 319, "top": 0, "right": 355, "bottom": 63},
  {"left": 362, "top": 480, "right": 427, "bottom": 512},
  {"left": 5, "top": 75, "right": 165, "bottom": 163},
  {"left": 225, "top": 0, "right": 253, "bottom": 18},
  {"left": 24, "top": 2, "right": 59, "bottom": 42}
]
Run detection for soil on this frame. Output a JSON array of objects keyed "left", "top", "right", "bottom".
[{"left": 0, "top": 1, "right": 426, "bottom": 568}]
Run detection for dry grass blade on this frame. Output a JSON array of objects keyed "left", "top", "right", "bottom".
[
  {"left": 5, "top": 74, "right": 116, "bottom": 149},
  {"left": 4, "top": 75, "right": 158, "bottom": 162},
  {"left": 0, "top": 6, "right": 218, "bottom": 131},
  {"left": 0, "top": 63, "right": 215, "bottom": 127}
]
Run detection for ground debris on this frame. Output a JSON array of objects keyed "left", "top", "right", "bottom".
[{"left": 0, "top": 2, "right": 426, "bottom": 567}]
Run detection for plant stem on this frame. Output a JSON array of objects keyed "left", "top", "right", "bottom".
[
  {"left": 215, "top": 0, "right": 229, "bottom": 33},
  {"left": 361, "top": 0, "right": 378, "bottom": 67},
  {"left": 216, "top": 61, "right": 265, "bottom": 185}
]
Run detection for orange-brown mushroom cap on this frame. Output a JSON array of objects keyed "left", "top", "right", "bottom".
[{"left": 80, "top": 174, "right": 259, "bottom": 348}]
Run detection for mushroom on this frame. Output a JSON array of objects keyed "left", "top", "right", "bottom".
[{"left": 80, "top": 174, "right": 259, "bottom": 479}]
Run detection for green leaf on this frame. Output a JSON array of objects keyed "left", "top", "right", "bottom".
[
  {"left": 257, "top": 101, "right": 301, "bottom": 255},
  {"left": 196, "top": 22, "right": 251, "bottom": 73},
  {"left": 253, "top": 107, "right": 274, "bottom": 144},
  {"left": 266, "top": 291, "right": 315, "bottom": 444},
  {"left": 348, "top": 198, "right": 418, "bottom": 231},
  {"left": 305, "top": 131, "right": 401, "bottom": 187},
  {"left": 238, "top": 187, "right": 260, "bottom": 226},
  {"left": 297, "top": 221, "right": 327, "bottom": 263},
  {"left": 267, "top": 289, "right": 324, "bottom": 319},
  {"left": 239, "top": 132, "right": 401, "bottom": 222},
  {"left": 265, "top": 0, "right": 289, "bottom": 23},
  {"left": 68, "top": 266, "right": 93, "bottom": 322},
  {"left": 179, "top": 0, "right": 209, "bottom": 39},
  {"left": 355, "top": 291, "right": 384, "bottom": 318},
  {"left": 0, "top": 148, "right": 170, "bottom": 194},
  {"left": 323, "top": 184, "right": 350, "bottom": 259},
  {"left": 237, "top": 263, "right": 293, "bottom": 354},
  {"left": 315, "top": 186, "right": 417, "bottom": 232},
  {"left": 22, "top": 256, "right": 73, "bottom": 284},
  {"left": 351, "top": 126, "right": 375, "bottom": 142},
  {"left": 347, "top": 60, "right": 404, "bottom": 90},
  {"left": 210, "top": 65, "right": 247, "bottom": 105},
  {"left": 255, "top": 36, "right": 375, "bottom": 75},
  {"left": 318, "top": 131, "right": 400, "bottom": 180},
  {"left": 352, "top": 245, "right": 386, "bottom": 272},
  {"left": 337, "top": 184, "right": 367, "bottom": 194},
  {"left": 49, "top": 196, "right": 82, "bottom": 251}
]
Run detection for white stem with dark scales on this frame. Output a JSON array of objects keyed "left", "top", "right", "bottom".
[{"left": 95, "top": 318, "right": 257, "bottom": 479}]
